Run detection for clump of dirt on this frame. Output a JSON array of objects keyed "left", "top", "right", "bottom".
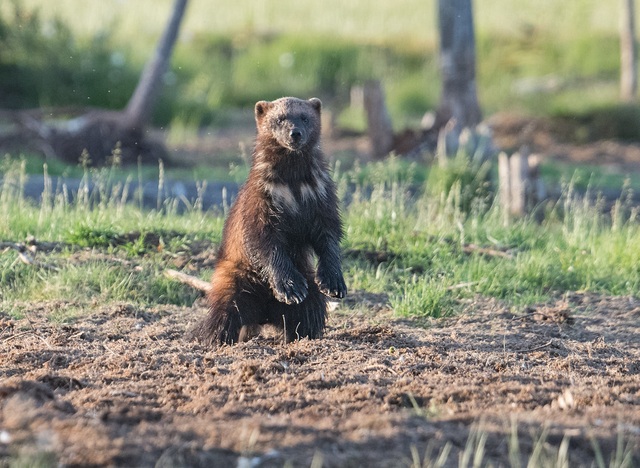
[{"left": 1, "top": 293, "right": 639, "bottom": 466}]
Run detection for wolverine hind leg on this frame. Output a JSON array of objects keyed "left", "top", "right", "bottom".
[
  {"left": 270, "top": 280, "right": 327, "bottom": 343},
  {"left": 193, "top": 262, "right": 266, "bottom": 345},
  {"left": 193, "top": 296, "right": 242, "bottom": 345}
]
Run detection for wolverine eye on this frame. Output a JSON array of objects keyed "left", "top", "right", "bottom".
[
  {"left": 300, "top": 115, "right": 309, "bottom": 123},
  {"left": 276, "top": 116, "right": 285, "bottom": 125}
]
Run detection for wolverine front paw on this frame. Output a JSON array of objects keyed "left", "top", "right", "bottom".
[
  {"left": 272, "top": 274, "right": 308, "bottom": 304},
  {"left": 316, "top": 267, "right": 347, "bottom": 299}
]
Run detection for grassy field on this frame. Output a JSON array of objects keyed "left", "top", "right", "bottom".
[
  {"left": 2, "top": 1, "right": 639, "bottom": 297},
  {"left": 2, "top": 155, "right": 639, "bottom": 319}
]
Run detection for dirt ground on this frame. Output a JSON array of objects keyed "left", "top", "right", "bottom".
[{"left": 1, "top": 290, "right": 639, "bottom": 467}]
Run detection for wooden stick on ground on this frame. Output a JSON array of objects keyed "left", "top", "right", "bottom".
[
  {"left": 164, "top": 269, "right": 210, "bottom": 292},
  {"left": 17, "top": 251, "right": 59, "bottom": 271},
  {"left": 2, "top": 242, "right": 60, "bottom": 271}
]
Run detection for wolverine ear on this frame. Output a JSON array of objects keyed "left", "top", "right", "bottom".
[
  {"left": 308, "top": 98, "right": 322, "bottom": 113},
  {"left": 255, "top": 101, "right": 272, "bottom": 123}
]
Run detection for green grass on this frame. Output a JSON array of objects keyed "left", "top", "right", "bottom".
[
  {"left": 2, "top": 152, "right": 640, "bottom": 320},
  {"left": 341, "top": 157, "right": 640, "bottom": 316},
  {"left": 0, "top": 158, "right": 222, "bottom": 315},
  {"left": 5, "top": 259, "right": 201, "bottom": 309}
]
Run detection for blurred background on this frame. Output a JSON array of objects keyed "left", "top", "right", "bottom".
[{"left": 1, "top": 0, "right": 639, "bottom": 192}]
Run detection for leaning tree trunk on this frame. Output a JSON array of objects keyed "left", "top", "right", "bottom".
[
  {"left": 124, "top": 0, "right": 189, "bottom": 129},
  {"left": 53, "top": 0, "right": 189, "bottom": 165},
  {"left": 620, "top": 0, "right": 638, "bottom": 102},
  {"left": 1, "top": 0, "right": 189, "bottom": 166},
  {"left": 436, "top": 0, "right": 482, "bottom": 131}
]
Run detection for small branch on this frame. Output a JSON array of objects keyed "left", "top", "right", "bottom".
[
  {"left": 2, "top": 241, "right": 59, "bottom": 271},
  {"left": 164, "top": 268, "right": 210, "bottom": 292},
  {"left": 2, "top": 329, "right": 54, "bottom": 349},
  {"left": 17, "top": 250, "right": 59, "bottom": 271},
  {"left": 1, "top": 330, "right": 34, "bottom": 344}
]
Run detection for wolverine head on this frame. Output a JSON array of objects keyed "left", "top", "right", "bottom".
[{"left": 255, "top": 97, "right": 322, "bottom": 152}]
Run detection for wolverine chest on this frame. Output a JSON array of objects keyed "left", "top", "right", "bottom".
[{"left": 263, "top": 177, "right": 328, "bottom": 216}]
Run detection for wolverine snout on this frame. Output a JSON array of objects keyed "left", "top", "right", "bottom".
[
  {"left": 290, "top": 128, "right": 302, "bottom": 143},
  {"left": 281, "top": 125, "right": 307, "bottom": 150}
]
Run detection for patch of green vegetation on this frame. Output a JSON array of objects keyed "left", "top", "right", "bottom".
[
  {"left": 65, "top": 225, "right": 121, "bottom": 248},
  {"left": 340, "top": 155, "right": 640, "bottom": 318},
  {"left": 44, "top": 302, "right": 86, "bottom": 324},
  {"left": 63, "top": 225, "right": 205, "bottom": 257},
  {"left": 1, "top": 255, "right": 203, "bottom": 309},
  {"left": 2, "top": 153, "right": 640, "bottom": 320},
  {"left": 392, "top": 275, "right": 455, "bottom": 318}
]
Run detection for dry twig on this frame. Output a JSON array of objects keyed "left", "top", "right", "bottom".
[
  {"left": 164, "top": 268, "right": 210, "bottom": 292},
  {"left": 2, "top": 241, "right": 60, "bottom": 271}
]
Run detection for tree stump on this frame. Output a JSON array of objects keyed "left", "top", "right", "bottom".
[{"left": 498, "top": 148, "right": 545, "bottom": 224}]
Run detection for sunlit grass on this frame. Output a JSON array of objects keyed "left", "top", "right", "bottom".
[
  {"left": 341, "top": 155, "right": 640, "bottom": 317},
  {"left": 2, "top": 152, "right": 640, "bottom": 318}
]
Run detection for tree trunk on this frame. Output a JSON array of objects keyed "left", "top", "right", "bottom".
[
  {"left": 363, "top": 80, "right": 394, "bottom": 159},
  {"left": 620, "top": 0, "right": 638, "bottom": 102},
  {"left": 124, "top": 0, "right": 189, "bottom": 128},
  {"left": 436, "top": 0, "right": 482, "bottom": 130}
]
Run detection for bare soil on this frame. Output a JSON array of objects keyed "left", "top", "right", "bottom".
[{"left": 1, "top": 291, "right": 639, "bottom": 467}]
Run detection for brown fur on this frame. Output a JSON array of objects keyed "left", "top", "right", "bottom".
[{"left": 192, "top": 97, "right": 346, "bottom": 345}]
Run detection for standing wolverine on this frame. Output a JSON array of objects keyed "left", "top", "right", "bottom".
[{"left": 193, "top": 97, "right": 347, "bottom": 345}]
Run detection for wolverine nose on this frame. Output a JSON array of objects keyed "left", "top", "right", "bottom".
[{"left": 290, "top": 129, "right": 302, "bottom": 142}]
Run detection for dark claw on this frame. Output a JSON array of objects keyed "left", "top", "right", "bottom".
[
  {"left": 274, "top": 275, "right": 308, "bottom": 304},
  {"left": 316, "top": 270, "right": 347, "bottom": 299}
]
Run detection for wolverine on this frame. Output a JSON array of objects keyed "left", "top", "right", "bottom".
[{"left": 193, "top": 97, "right": 347, "bottom": 345}]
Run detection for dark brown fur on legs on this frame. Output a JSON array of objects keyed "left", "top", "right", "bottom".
[{"left": 192, "top": 97, "right": 346, "bottom": 346}]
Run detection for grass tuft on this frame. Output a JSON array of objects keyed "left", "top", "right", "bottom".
[{"left": 406, "top": 418, "right": 636, "bottom": 467}]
